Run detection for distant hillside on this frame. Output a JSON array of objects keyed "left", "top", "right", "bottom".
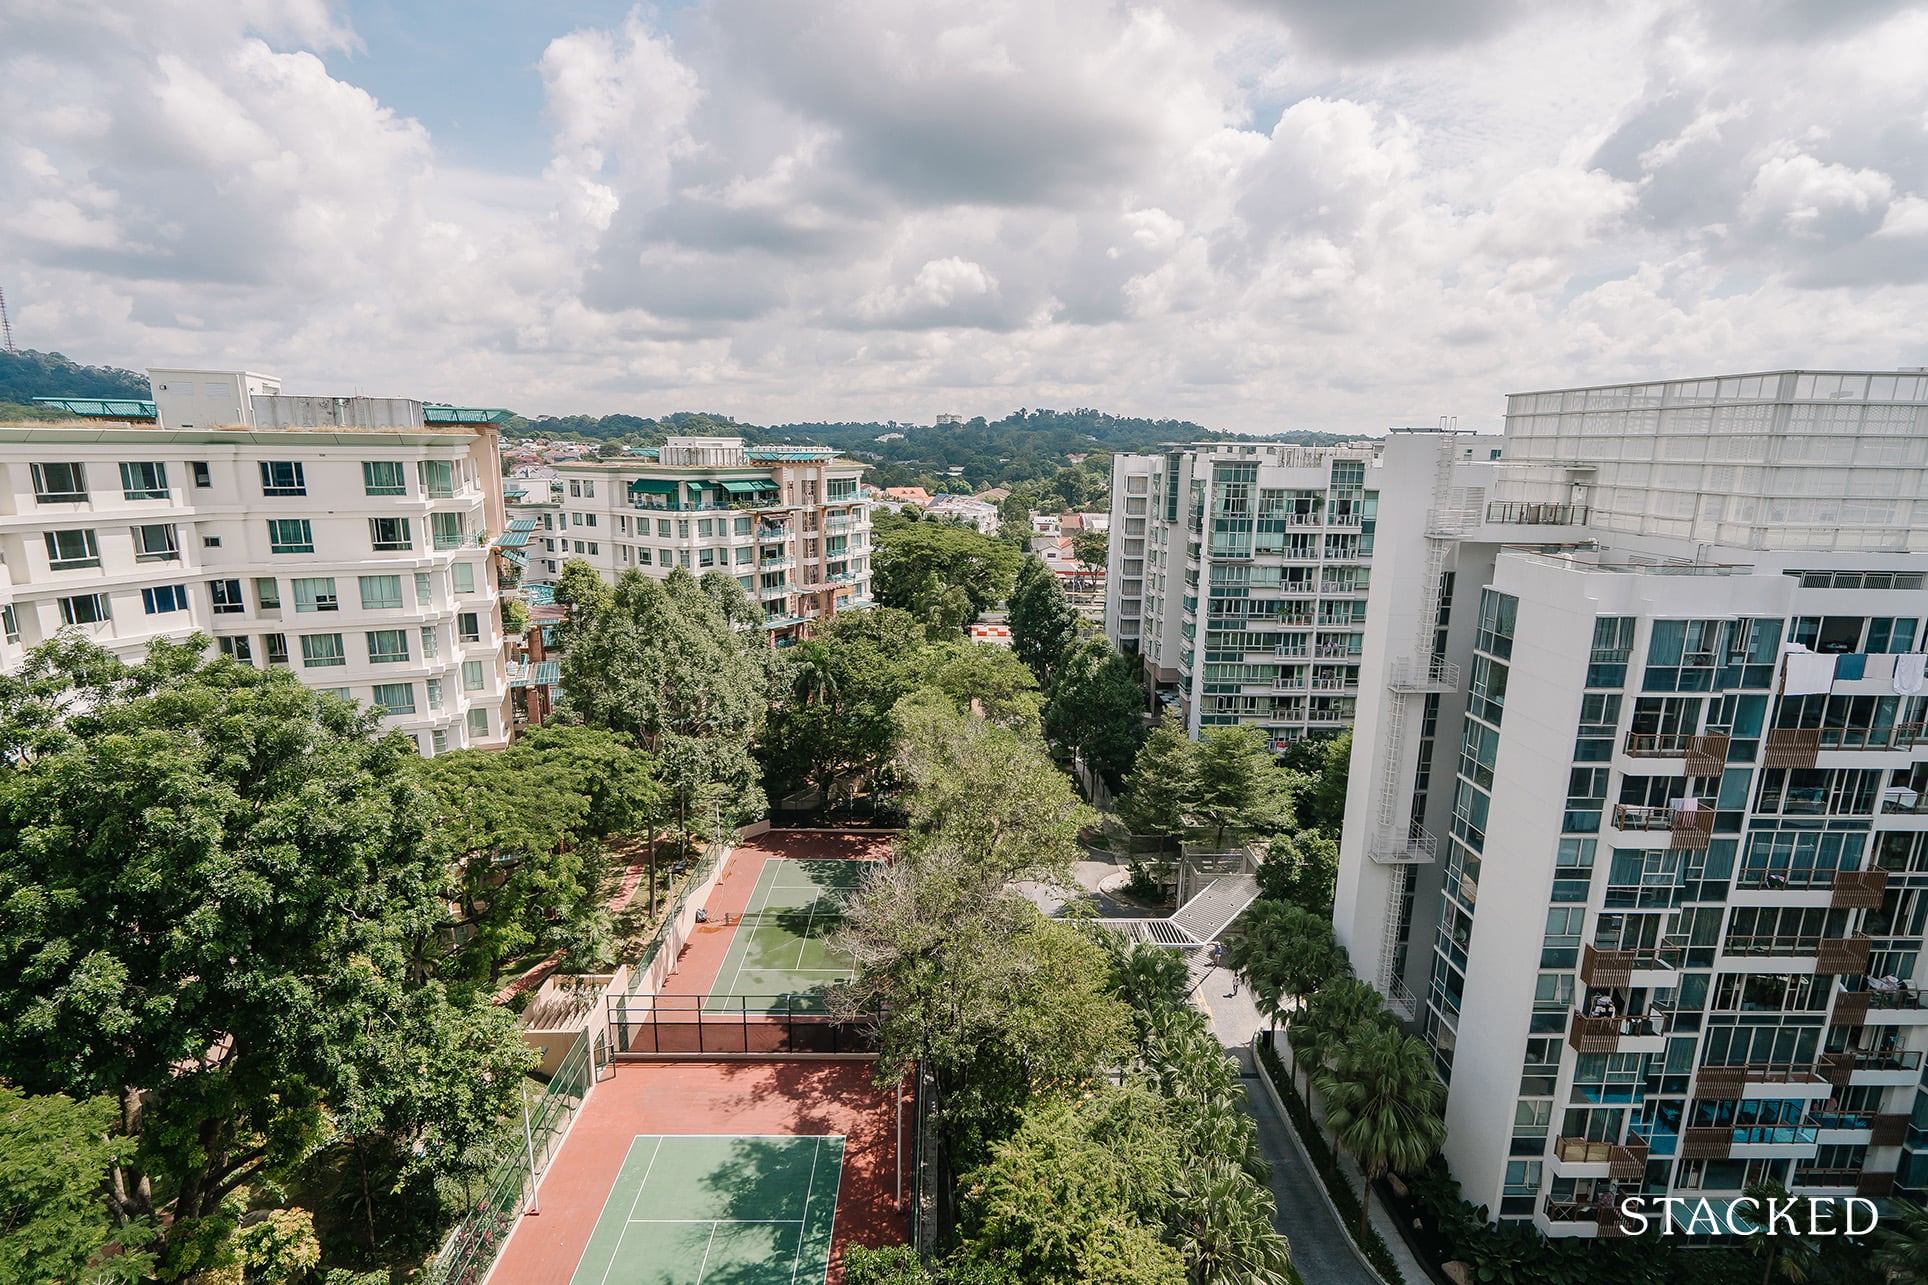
[{"left": 0, "top": 350, "right": 150, "bottom": 404}]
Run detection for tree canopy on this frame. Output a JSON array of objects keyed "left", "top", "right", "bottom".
[
  {"left": 871, "top": 516, "right": 1021, "bottom": 626},
  {"left": 1007, "top": 557, "right": 1078, "bottom": 688}
]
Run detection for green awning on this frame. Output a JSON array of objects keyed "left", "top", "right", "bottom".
[
  {"left": 627, "top": 478, "right": 680, "bottom": 496},
  {"left": 719, "top": 479, "right": 779, "bottom": 496}
]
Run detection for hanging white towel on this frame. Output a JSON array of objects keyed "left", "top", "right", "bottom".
[
  {"left": 1783, "top": 651, "right": 1838, "bottom": 696},
  {"left": 1895, "top": 653, "right": 1927, "bottom": 696}
]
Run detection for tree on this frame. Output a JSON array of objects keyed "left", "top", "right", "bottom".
[
  {"left": 1117, "top": 710, "right": 1193, "bottom": 840},
  {"left": 1072, "top": 527, "right": 1108, "bottom": 569},
  {"left": 759, "top": 608, "right": 928, "bottom": 799},
  {"left": 1170, "top": 1159, "right": 1294, "bottom": 1285},
  {"left": 998, "top": 493, "right": 1033, "bottom": 537},
  {"left": 1008, "top": 557, "right": 1078, "bottom": 688},
  {"left": 1289, "top": 978, "right": 1394, "bottom": 1100},
  {"left": 843, "top": 1245, "right": 936, "bottom": 1285},
  {"left": 1288, "top": 729, "right": 1351, "bottom": 839},
  {"left": 872, "top": 520, "right": 1021, "bottom": 623},
  {"left": 1254, "top": 830, "right": 1340, "bottom": 917},
  {"left": 0, "top": 1085, "right": 153, "bottom": 1284},
  {"left": 554, "top": 555, "right": 612, "bottom": 639},
  {"left": 919, "top": 640, "right": 1044, "bottom": 733},
  {"left": 1224, "top": 901, "right": 1348, "bottom": 1041},
  {"left": 560, "top": 566, "right": 769, "bottom": 836},
  {"left": 1044, "top": 638, "right": 1147, "bottom": 790},
  {"left": 1316, "top": 1026, "right": 1446, "bottom": 1237},
  {"left": 1743, "top": 1181, "right": 1818, "bottom": 1285},
  {"left": 1874, "top": 1202, "right": 1928, "bottom": 1283},
  {"left": 1190, "top": 726, "right": 1295, "bottom": 849},
  {"left": 0, "top": 638, "right": 523, "bottom": 1273}
]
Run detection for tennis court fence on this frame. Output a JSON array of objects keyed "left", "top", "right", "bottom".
[
  {"left": 607, "top": 994, "right": 884, "bottom": 1057},
  {"left": 425, "top": 1027, "right": 601, "bottom": 1285}
]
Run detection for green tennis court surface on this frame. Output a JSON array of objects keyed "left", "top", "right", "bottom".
[
  {"left": 568, "top": 1134, "right": 845, "bottom": 1285},
  {"left": 705, "top": 859, "right": 865, "bottom": 1013}
]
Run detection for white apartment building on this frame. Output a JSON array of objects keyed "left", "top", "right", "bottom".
[
  {"left": 1105, "top": 443, "right": 1382, "bottom": 745},
  {"left": 8, "top": 369, "right": 512, "bottom": 753},
  {"left": 1335, "top": 369, "right": 1928, "bottom": 1236},
  {"left": 540, "top": 437, "right": 871, "bottom": 643}
]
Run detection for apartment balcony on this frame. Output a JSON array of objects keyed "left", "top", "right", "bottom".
[
  {"left": 758, "top": 584, "right": 790, "bottom": 600},
  {"left": 1539, "top": 1194, "right": 1638, "bottom": 1238},
  {"left": 757, "top": 555, "right": 796, "bottom": 571},
  {"left": 825, "top": 514, "right": 858, "bottom": 532},
  {"left": 1579, "top": 941, "right": 1683, "bottom": 989},
  {"left": 757, "top": 526, "right": 793, "bottom": 543},
  {"left": 1549, "top": 1134, "right": 1649, "bottom": 1180},
  {"left": 1368, "top": 826, "right": 1436, "bottom": 866},
  {"left": 1622, "top": 732, "right": 1730, "bottom": 775},
  {"left": 1610, "top": 801, "right": 1713, "bottom": 850},
  {"left": 1388, "top": 656, "right": 1460, "bottom": 692},
  {"left": 1830, "top": 868, "right": 1889, "bottom": 909},
  {"left": 1485, "top": 500, "right": 1590, "bottom": 526},
  {"left": 1764, "top": 727, "right": 1821, "bottom": 770},
  {"left": 1568, "top": 1010, "right": 1668, "bottom": 1054},
  {"left": 1308, "top": 676, "right": 1358, "bottom": 693},
  {"left": 1693, "top": 1063, "right": 1832, "bottom": 1101},
  {"left": 1820, "top": 1048, "right": 1922, "bottom": 1088},
  {"left": 1834, "top": 978, "right": 1928, "bottom": 1027},
  {"left": 1817, "top": 934, "right": 1874, "bottom": 975},
  {"left": 1872, "top": 1114, "right": 1911, "bottom": 1146},
  {"left": 1681, "top": 1127, "right": 1733, "bottom": 1160}
]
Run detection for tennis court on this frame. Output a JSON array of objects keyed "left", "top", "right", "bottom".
[
  {"left": 703, "top": 858, "right": 865, "bottom": 1012},
  {"left": 567, "top": 1134, "right": 844, "bottom": 1285}
]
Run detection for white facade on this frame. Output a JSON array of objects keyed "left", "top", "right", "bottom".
[
  {"left": 1104, "top": 442, "right": 1382, "bottom": 745},
  {"left": 1336, "top": 370, "right": 1928, "bottom": 1234},
  {"left": 1, "top": 369, "right": 511, "bottom": 754},
  {"left": 546, "top": 437, "right": 871, "bottom": 642}
]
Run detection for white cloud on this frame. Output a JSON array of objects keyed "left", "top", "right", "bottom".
[{"left": 2, "top": 0, "right": 1927, "bottom": 432}]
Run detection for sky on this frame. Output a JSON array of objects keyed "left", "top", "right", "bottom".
[{"left": 3, "top": 1, "right": 1927, "bottom": 434}]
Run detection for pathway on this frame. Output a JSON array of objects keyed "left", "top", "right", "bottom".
[{"left": 1194, "top": 968, "right": 1429, "bottom": 1285}]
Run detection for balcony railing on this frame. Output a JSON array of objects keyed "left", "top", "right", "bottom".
[
  {"left": 1579, "top": 941, "right": 1682, "bottom": 987},
  {"left": 1622, "top": 732, "right": 1731, "bottom": 774},
  {"left": 1720, "top": 933, "right": 1872, "bottom": 973},
  {"left": 1820, "top": 1049, "right": 1922, "bottom": 1085},
  {"left": 1486, "top": 500, "right": 1589, "bottom": 526},
  {"left": 1611, "top": 801, "right": 1714, "bottom": 849},
  {"left": 1389, "top": 657, "right": 1460, "bottom": 692},
  {"left": 1765, "top": 728, "right": 1821, "bottom": 770},
  {"left": 1841, "top": 977, "right": 1926, "bottom": 1010},
  {"left": 1831, "top": 868, "right": 1889, "bottom": 909},
  {"left": 1542, "top": 1195, "right": 1638, "bottom": 1235},
  {"left": 1814, "top": 723, "right": 1925, "bottom": 751},
  {"left": 1791, "top": 1168, "right": 1862, "bottom": 1190},
  {"left": 757, "top": 526, "right": 792, "bottom": 542}
]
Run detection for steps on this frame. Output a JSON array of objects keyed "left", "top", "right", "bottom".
[{"left": 1171, "top": 873, "right": 1261, "bottom": 942}]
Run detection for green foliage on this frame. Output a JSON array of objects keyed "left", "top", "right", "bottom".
[
  {"left": 1116, "top": 711, "right": 1193, "bottom": 839},
  {"left": 1315, "top": 1027, "right": 1446, "bottom": 1235},
  {"left": 553, "top": 556, "right": 613, "bottom": 640},
  {"left": 760, "top": 608, "right": 929, "bottom": 796},
  {"left": 0, "top": 637, "right": 528, "bottom": 1273},
  {"left": 0, "top": 349, "right": 150, "bottom": 403},
  {"left": 843, "top": 1244, "right": 936, "bottom": 1285},
  {"left": 0, "top": 1085, "right": 154, "bottom": 1283},
  {"left": 918, "top": 642, "right": 1044, "bottom": 733},
  {"left": 1288, "top": 978, "right": 1399, "bottom": 1097},
  {"left": 1043, "top": 639, "right": 1147, "bottom": 791},
  {"left": 1254, "top": 830, "right": 1340, "bottom": 917},
  {"left": 1071, "top": 528, "right": 1108, "bottom": 569},
  {"left": 1875, "top": 1202, "right": 1928, "bottom": 1283},
  {"left": 559, "top": 566, "right": 768, "bottom": 830},
  {"left": 872, "top": 520, "right": 1021, "bottom": 626},
  {"left": 1007, "top": 558, "right": 1078, "bottom": 688},
  {"left": 1225, "top": 901, "right": 1349, "bottom": 1030},
  {"left": 1282, "top": 730, "right": 1351, "bottom": 840},
  {"left": 1190, "top": 727, "right": 1296, "bottom": 849},
  {"left": 500, "top": 595, "right": 532, "bottom": 635}
]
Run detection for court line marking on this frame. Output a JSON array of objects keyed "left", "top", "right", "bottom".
[
  {"left": 624, "top": 1218, "right": 804, "bottom": 1225},
  {"left": 720, "top": 858, "right": 785, "bottom": 1001},
  {"left": 573, "top": 1136, "right": 655, "bottom": 1285},
  {"left": 789, "top": 1136, "right": 825, "bottom": 1285},
  {"left": 694, "top": 1223, "right": 721, "bottom": 1285}
]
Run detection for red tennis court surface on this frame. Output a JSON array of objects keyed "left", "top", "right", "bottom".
[
  {"left": 658, "top": 831, "right": 892, "bottom": 1001},
  {"left": 487, "top": 832, "right": 906, "bottom": 1285}
]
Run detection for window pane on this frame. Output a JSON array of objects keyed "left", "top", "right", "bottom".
[
  {"left": 32, "top": 462, "right": 88, "bottom": 502},
  {"left": 452, "top": 561, "right": 476, "bottom": 592},
  {"left": 292, "top": 577, "right": 338, "bottom": 612},
  {"left": 369, "top": 517, "right": 412, "bottom": 550},
  {"left": 260, "top": 461, "right": 306, "bottom": 496},
  {"left": 362, "top": 460, "right": 407, "bottom": 495},
  {"left": 372, "top": 682, "right": 416, "bottom": 714},
  {"left": 366, "top": 629, "right": 410, "bottom": 663},
  {"left": 461, "top": 660, "right": 484, "bottom": 691},
  {"left": 119, "top": 461, "right": 169, "bottom": 499},
  {"left": 133, "top": 524, "right": 179, "bottom": 561},
  {"left": 359, "top": 575, "right": 403, "bottom": 610},
  {"left": 299, "top": 633, "right": 346, "bottom": 667},
  {"left": 267, "top": 518, "right": 314, "bottom": 554},
  {"left": 45, "top": 529, "right": 100, "bottom": 569}
]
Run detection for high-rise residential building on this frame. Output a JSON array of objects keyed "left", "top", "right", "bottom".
[
  {"left": 8, "top": 369, "right": 513, "bottom": 753},
  {"left": 1104, "top": 442, "right": 1382, "bottom": 744},
  {"left": 544, "top": 436, "right": 871, "bottom": 643},
  {"left": 1335, "top": 369, "right": 1928, "bottom": 1236}
]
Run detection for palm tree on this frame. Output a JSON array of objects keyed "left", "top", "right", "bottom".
[
  {"left": 1289, "top": 976, "right": 1390, "bottom": 1102},
  {"left": 1875, "top": 1201, "right": 1928, "bottom": 1283},
  {"left": 1104, "top": 933, "right": 1193, "bottom": 1030},
  {"left": 1317, "top": 1026, "right": 1446, "bottom": 1238},
  {"left": 789, "top": 639, "right": 838, "bottom": 706},
  {"left": 1744, "top": 1181, "right": 1817, "bottom": 1285},
  {"left": 1225, "top": 900, "right": 1349, "bottom": 1064},
  {"left": 1171, "top": 1158, "right": 1296, "bottom": 1285}
]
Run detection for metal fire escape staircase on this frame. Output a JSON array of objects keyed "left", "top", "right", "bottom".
[{"left": 1370, "top": 444, "right": 1464, "bottom": 1018}]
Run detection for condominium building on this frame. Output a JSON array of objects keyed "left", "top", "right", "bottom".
[
  {"left": 1104, "top": 443, "right": 1382, "bottom": 745},
  {"left": 1334, "top": 369, "right": 1928, "bottom": 1236},
  {"left": 544, "top": 436, "right": 871, "bottom": 642},
  {"left": 7, "top": 369, "right": 513, "bottom": 753}
]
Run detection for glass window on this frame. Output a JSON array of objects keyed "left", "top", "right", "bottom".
[
  {"left": 263, "top": 633, "right": 289, "bottom": 665},
  {"left": 362, "top": 461, "right": 407, "bottom": 495},
  {"left": 430, "top": 511, "right": 466, "bottom": 550},
  {"left": 44, "top": 528, "right": 100, "bottom": 569},
  {"left": 421, "top": 625, "right": 439, "bottom": 659},
  {"left": 359, "top": 575, "right": 403, "bottom": 610},
  {"left": 418, "top": 459, "right": 455, "bottom": 498},
  {"left": 216, "top": 636, "right": 253, "bottom": 663},
  {"left": 368, "top": 516, "right": 412, "bottom": 551},
  {"left": 267, "top": 518, "right": 314, "bottom": 554},
  {"left": 0, "top": 604, "right": 16, "bottom": 642},
  {"left": 461, "top": 659, "right": 485, "bottom": 691},
  {"left": 365, "top": 629, "right": 410, "bottom": 664},
  {"left": 141, "top": 585, "right": 188, "bottom": 615},
  {"left": 458, "top": 612, "right": 480, "bottom": 642},
  {"left": 467, "top": 707, "right": 490, "bottom": 738},
  {"left": 58, "top": 594, "right": 111, "bottom": 625},
  {"left": 259, "top": 461, "right": 306, "bottom": 496},
  {"left": 372, "top": 683, "right": 416, "bottom": 715},
  {"left": 254, "top": 577, "right": 280, "bottom": 609},
  {"left": 119, "top": 461, "right": 169, "bottom": 500},
  {"left": 426, "top": 677, "right": 444, "bottom": 711},
  {"left": 452, "top": 561, "right": 477, "bottom": 593},
  {"left": 291, "top": 577, "right": 338, "bottom": 612},
  {"left": 414, "top": 571, "right": 432, "bottom": 604},
  {"left": 190, "top": 461, "right": 211, "bottom": 488},
  {"left": 431, "top": 728, "right": 449, "bottom": 754},
  {"left": 300, "top": 633, "right": 346, "bottom": 667},
  {"left": 32, "top": 462, "right": 88, "bottom": 502},
  {"left": 133, "top": 524, "right": 179, "bottom": 562},
  {"left": 209, "top": 579, "right": 245, "bottom": 614}
]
